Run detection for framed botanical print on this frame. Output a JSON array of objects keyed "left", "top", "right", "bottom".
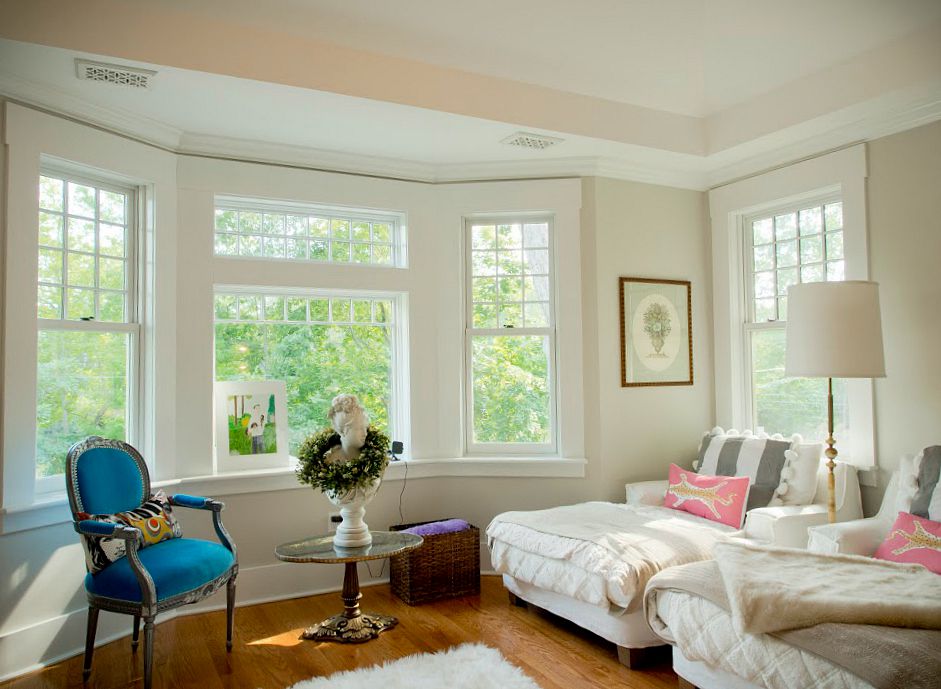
[{"left": 619, "top": 277, "right": 693, "bottom": 387}]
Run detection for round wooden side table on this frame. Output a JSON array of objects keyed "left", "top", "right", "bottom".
[{"left": 275, "top": 530, "right": 423, "bottom": 643}]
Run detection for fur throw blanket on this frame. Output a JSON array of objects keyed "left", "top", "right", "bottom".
[
  {"left": 713, "top": 540, "right": 941, "bottom": 635},
  {"left": 644, "top": 542, "right": 941, "bottom": 689}
]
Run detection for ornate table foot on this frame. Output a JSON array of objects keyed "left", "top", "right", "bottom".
[{"left": 301, "top": 612, "right": 398, "bottom": 643}]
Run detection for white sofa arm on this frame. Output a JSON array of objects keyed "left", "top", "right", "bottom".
[
  {"left": 625, "top": 480, "right": 668, "bottom": 506},
  {"left": 807, "top": 517, "right": 891, "bottom": 556},
  {"left": 744, "top": 505, "right": 830, "bottom": 548}
]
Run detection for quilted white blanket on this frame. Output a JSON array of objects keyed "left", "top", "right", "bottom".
[
  {"left": 487, "top": 501, "right": 733, "bottom": 611},
  {"left": 645, "top": 557, "right": 941, "bottom": 689}
]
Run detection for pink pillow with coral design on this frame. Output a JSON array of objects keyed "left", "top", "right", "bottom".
[
  {"left": 874, "top": 512, "right": 941, "bottom": 574},
  {"left": 664, "top": 463, "right": 751, "bottom": 528}
]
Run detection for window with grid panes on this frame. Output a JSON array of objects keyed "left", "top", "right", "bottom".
[
  {"left": 745, "top": 198, "right": 848, "bottom": 441},
  {"left": 214, "top": 290, "right": 397, "bottom": 453},
  {"left": 213, "top": 200, "right": 399, "bottom": 266},
  {"left": 466, "top": 218, "right": 555, "bottom": 452},
  {"left": 35, "top": 172, "right": 138, "bottom": 483}
]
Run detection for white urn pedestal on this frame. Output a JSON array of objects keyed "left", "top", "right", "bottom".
[{"left": 327, "top": 480, "right": 381, "bottom": 548}]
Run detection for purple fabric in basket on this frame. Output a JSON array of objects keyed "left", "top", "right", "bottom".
[{"left": 401, "top": 519, "right": 470, "bottom": 536}]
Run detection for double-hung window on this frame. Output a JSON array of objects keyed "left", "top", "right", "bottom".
[
  {"left": 744, "top": 196, "right": 847, "bottom": 440},
  {"left": 35, "top": 171, "right": 139, "bottom": 490},
  {"left": 214, "top": 289, "right": 402, "bottom": 455},
  {"left": 465, "top": 217, "right": 556, "bottom": 454}
]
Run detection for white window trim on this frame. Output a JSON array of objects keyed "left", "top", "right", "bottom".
[
  {"left": 212, "top": 284, "right": 411, "bottom": 457},
  {"left": 34, "top": 166, "right": 145, "bottom": 495},
  {"left": 709, "top": 144, "right": 877, "bottom": 480},
  {"left": 213, "top": 194, "right": 408, "bottom": 269},
  {"left": 462, "top": 214, "right": 558, "bottom": 456}
]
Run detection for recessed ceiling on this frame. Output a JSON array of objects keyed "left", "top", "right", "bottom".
[
  {"left": 1, "top": 1, "right": 940, "bottom": 189},
  {"left": 124, "top": 0, "right": 941, "bottom": 118}
]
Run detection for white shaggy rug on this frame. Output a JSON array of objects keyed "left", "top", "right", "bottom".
[{"left": 288, "top": 643, "right": 541, "bottom": 689}]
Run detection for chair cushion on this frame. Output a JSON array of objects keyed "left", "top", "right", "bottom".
[
  {"left": 78, "top": 490, "right": 183, "bottom": 574},
  {"left": 85, "top": 538, "right": 234, "bottom": 603}
]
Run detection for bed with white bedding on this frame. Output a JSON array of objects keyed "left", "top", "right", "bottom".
[
  {"left": 654, "top": 588, "right": 872, "bottom": 689},
  {"left": 644, "top": 542, "right": 941, "bottom": 689},
  {"left": 487, "top": 500, "right": 736, "bottom": 659}
]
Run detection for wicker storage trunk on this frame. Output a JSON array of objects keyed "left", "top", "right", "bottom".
[{"left": 389, "top": 520, "right": 480, "bottom": 605}]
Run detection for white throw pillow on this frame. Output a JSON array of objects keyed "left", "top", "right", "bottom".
[
  {"left": 894, "top": 455, "right": 919, "bottom": 515},
  {"left": 775, "top": 442, "right": 824, "bottom": 506}
]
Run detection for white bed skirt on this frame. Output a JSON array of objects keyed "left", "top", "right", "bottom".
[{"left": 502, "top": 575, "right": 662, "bottom": 649}]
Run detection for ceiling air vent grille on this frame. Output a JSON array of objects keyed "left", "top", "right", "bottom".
[
  {"left": 75, "top": 59, "right": 156, "bottom": 89},
  {"left": 501, "top": 131, "right": 563, "bottom": 150}
]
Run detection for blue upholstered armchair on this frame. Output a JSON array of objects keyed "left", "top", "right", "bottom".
[{"left": 66, "top": 437, "right": 237, "bottom": 689}]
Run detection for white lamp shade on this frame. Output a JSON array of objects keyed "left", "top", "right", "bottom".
[{"left": 785, "top": 281, "right": 886, "bottom": 379}]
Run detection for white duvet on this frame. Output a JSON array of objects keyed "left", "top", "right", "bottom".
[
  {"left": 656, "top": 590, "right": 873, "bottom": 689},
  {"left": 487, "top": 501, "right": 733, "bottom": 612}
]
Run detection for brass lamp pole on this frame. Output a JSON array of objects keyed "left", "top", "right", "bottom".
[{"left": 825, "top": 377, "right": 837, "bottom": 523}]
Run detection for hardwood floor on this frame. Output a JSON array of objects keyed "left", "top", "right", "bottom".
[{"left": 2, "top": 576, "right": 677, "bottom": 689}]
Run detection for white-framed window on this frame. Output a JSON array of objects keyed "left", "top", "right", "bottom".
[
  {"left": 213, "top": 287, "right": 406, "bottom": 454},
  {"left": 742, "top": 195, "right": 848, "bottom": 441},
  {"left": 213, "top": 196, "right": 406, "bottom": 267},
  {"left": 464, "top": 216, "right": 556, "bottom": 454},
  {"left": 35, "top": 170, "right": 140, "bottom": 491}
]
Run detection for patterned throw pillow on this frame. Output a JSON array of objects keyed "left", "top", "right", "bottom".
[
  {"left": 874, "top": 512, "right": 941, "bottom": 574},
  {"left": 696, "top": 428, "right": 794, "bottom": 510},
  {"left": 78, "top": 490, "right": 183, "bottom": 574},
  {"left": 910, "top": 446, "right": 941, "bottom": 521},
  {"left": 664, "top": 463, "right": 751, "bottom": 528}
]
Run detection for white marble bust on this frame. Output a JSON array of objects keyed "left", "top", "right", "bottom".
[{"left": 324, "top": 394, "right": 369, "bottom": 464}]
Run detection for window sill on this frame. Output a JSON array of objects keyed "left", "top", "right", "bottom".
[
  {"left": 384, "top": 456, "right": 587, "bottom": 479},
  {"left": 0, "top": 457, "right": 586, "bottom": 534}
]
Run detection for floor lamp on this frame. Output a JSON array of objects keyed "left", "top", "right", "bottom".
[{"left": 785, "top": 281, "right": 885, "bottom": 523}]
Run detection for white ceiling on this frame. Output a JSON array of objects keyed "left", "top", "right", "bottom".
[
  {"left": 128, "top": 0, "right": 941, "bottom": 117},
  {"left": 1, "top": 1, "right": 940, "bottom": 188}
]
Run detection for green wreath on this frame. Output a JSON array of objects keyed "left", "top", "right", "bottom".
[{"left": 296, "top": 426, "right": 391, "bottom": 495}]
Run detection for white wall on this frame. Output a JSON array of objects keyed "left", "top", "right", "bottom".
[
  {"left": 582, "top": 177, "right": 715, "bottom": 497},
  {"left": 864, "top": 120, "right": 941, "bottom": 512}
]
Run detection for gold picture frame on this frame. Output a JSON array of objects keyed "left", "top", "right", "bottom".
[{"left": 619, "top": 277, "right": 693, "bottom": 387}]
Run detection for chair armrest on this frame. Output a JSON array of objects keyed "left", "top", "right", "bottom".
[
  {"left": 170, "top": 494, "right": 223, "bottom": 512},
  {"left": 169, "top": 495, "right": 237, "bottom": 559},
  {"left": 744, "top": 505, "right": 829, "bottom": 548},
  {"left": 75, "top": 519, "right": 141, "bottom": 541},
  {"left": 807, "top": 517, "right": 890, "bottom": 557},
  {"left": 76, "top": 519, "right": 158, "bottom": 612},
  {"left": 625, "top": 480, "right": 668, "bottom": 506}
]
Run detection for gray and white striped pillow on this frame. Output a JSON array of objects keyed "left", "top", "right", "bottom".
[
  {"left": 696, "top": 428, "right": 793, "bottom": 511},
  {"left": 911, "top": 445, "right": 941, "bottom": 521}
]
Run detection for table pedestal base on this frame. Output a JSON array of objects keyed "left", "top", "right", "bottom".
[
  {"left": 300, "top": 560, "right": 398, "bottom": 644},
  {"left": 301, "top": 612, "right": 398, "bottom": 643}
]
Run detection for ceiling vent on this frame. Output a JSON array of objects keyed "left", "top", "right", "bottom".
[
  {"left": 501, "top": 131, "right": 563, "bottom": 150},
  {"left": 75, "top": 59, "right": 156, "bottom": 89}
]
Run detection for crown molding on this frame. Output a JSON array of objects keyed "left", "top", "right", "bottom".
[
  {"left": 179, "top": 133, "right": 709, "bottom": 189},
  {"left": 2, "top": 70, "right": 940, "bottom": 193},
  {"left": 706, "top": 94, "right": 941, "bottom": 188},
  {"left": 0, "top": 70, "right": 182, "bottom": 149}
]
